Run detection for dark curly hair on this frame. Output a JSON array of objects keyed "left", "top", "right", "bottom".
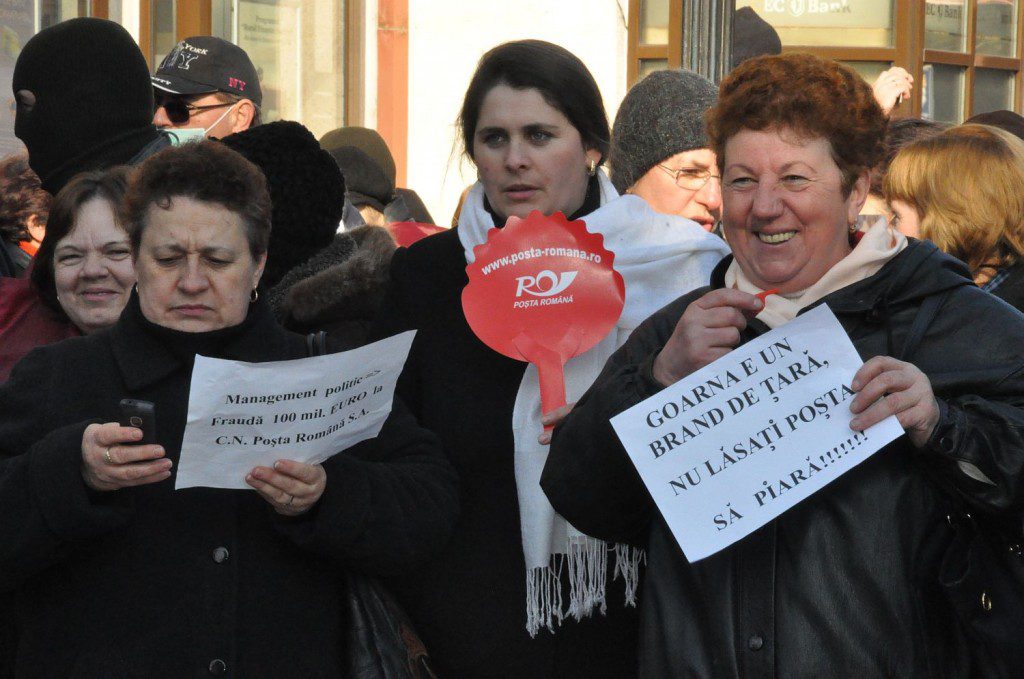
[
  {"left": 0, "top": 154, "right": 50, "bottom": 246},
  {"left": 124, "top": 141, "right": 271, "bottom": 260},
  {"left": 31, "top": 167, "right": 129, "bottom": 316},
  {"left": 869, "top": 118, "right": 949, "bottom": 198},
  {"left": 707, "top": 52, "right": 887, "bottom": 195},
  {"left": 458, "top": 40, "right": 610, "bottom": 164}
]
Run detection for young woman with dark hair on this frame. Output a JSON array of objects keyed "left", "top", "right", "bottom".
[{"left": 372, "top": 39, "right": 728, "bottom": 677}]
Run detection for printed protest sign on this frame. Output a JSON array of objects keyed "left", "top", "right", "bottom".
[
  {"left": 610, "top": 305, "right": 903, "bottom": 562},
  {"left": 462, "top": 211, "right": 625, "bottom": 417},
  {"left": 175, "top": 331, "right": 415, "bottom": 490}
]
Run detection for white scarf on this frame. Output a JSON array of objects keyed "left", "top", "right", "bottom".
[
  {"left": 725, "top": 215, "right": 908, "bottom": 328},
  {"left": 459, "top": 172, "right": 731, "bottom": 635}
]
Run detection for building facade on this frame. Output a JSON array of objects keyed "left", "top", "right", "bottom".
[{"left": 0, "top": 1, "right": 1020, "bottom": 223}]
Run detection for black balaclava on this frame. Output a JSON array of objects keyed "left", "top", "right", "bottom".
[{"left": 13, "top": 18, "right": 160, "bottom": 195}]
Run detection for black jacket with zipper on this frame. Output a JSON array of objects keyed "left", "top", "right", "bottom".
[{"left": 542, "top": 239, "right": 1024, "bottom": 678}]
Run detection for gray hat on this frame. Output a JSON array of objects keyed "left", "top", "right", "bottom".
[{"left": 609, "top": 69, "right": 718, "bottom": 193}]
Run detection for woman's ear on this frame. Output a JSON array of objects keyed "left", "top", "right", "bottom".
[
  {"left": 253, "top": 251, "right": 268, "bottom": 288},
  {"left": 584, "top": 147, "right": 602, "bottom": 167},
  {"left": 846, "top": 171, "right": 872, "bottom": 225}
]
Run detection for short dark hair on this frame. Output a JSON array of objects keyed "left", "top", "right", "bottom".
[
  {"left": 458, "top": 40, "right": 609, "bottom": 164},
  {"left": 869, "top": 117, "right": 949, "bottom": 198},
  {"left": 124, "top": 141, "right": 271, "bottom": 260},
  {"left": 31, "top": 166, "right": 129, "bottom": 316},
  {"left": 0, "top": 153, "right": 50, "bottom": 246}
]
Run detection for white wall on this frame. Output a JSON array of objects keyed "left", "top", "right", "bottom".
[{"left": 406, "top": 0, "right": 629, "bottom": 226}]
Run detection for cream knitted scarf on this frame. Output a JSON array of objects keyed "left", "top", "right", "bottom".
[{"left": 725, "top": 216, "right": 907, "bottom": 328}]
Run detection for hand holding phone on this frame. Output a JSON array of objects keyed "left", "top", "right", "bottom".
[{"left": 119, "top": 399, "right": 157, "bottom": 445}]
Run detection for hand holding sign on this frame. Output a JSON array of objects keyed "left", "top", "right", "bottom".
[
  {"left": 462, "top": 211, "right": 625, "bottom": 421},
  {"left": 612, "top": 305, "right": 905, "bottom": 562},
  {"left": 653, "top": 288, "right": 765, "bottom": 386},
  {"left": 850, "top": 355, "right": 940, "bottom": 447}
]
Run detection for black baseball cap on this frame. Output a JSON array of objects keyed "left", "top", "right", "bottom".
[{"left": 151, "top": 36, "right": 262, "bottom": 106}]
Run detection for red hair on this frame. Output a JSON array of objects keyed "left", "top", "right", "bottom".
[{"left": 707, "top": 52, "right": 886, "bottom": 194}]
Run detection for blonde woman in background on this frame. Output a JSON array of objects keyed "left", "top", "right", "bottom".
[{"left": 886, "top": 124, "right": 1024, "bottom": 311}]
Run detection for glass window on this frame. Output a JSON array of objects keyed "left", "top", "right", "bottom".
[
  {"left": 734, "top": 1, "right": 893, "bottom": 48},
  {"left": 973, "top": 68, "right": 1016, "bottom": 115},
  {"left": 922, "top": 63, "right": 966, "bottom": 123},
  {"left": 976, "top": 0, "right": 1018, "bottom": 57},
  {"left": 151, "top": 0, "right": 177, "bottom": 67},
  {"left": 212, "top": 1, "right": 235, "bottom": 40},
  {"left": 925, "top": 0, "right": 968, "bottom": 52},
  {"left": 639, "top": 58, "right": 669, "bottom": 80},
  {"left": 0, "top": 4, "right": 37, "bottom": 156},
  {"left": 640, "top": 0, "right": 669, "bottom": 45},
  {"left": 39, "top": 0, "right": 90, "bottom": 30},
  {"left": 840, "top": 61, "right": 891, "bottom": 85},
  {"left": 211, "top": 0, "right": 346, "bottom": 136}
]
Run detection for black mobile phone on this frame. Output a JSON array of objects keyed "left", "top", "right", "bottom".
[{"left": 118, "top": 399, "right": 157, "bottom": 445}]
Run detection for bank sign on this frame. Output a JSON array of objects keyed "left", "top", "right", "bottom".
[{"left": 746, "top": 0, "right": 892, "bottom": 27}]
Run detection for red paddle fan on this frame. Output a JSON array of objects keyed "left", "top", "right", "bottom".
[{"left": 462, "top": 211, "right": 625, "bottom": 423}]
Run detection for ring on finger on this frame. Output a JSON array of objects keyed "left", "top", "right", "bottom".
[{"left": 104, "top": 448, "right": 114, "bottom": 465}]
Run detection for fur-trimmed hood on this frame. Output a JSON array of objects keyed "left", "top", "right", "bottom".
[{"left": 268, "top": 225, "right": 397, "bottom": 341}]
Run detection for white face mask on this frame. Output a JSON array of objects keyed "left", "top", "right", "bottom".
[{"left": 167, "top": 103, "right": 237, "bottom": 145}]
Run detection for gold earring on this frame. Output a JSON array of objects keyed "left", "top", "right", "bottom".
[
  {"left": 250, "top": 288, "right": 259, "bottom": 303},
  {"left": 587, "top": 159, "right": 597, "bottom": 176}
]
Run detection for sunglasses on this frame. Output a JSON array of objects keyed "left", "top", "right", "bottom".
[{"left": 156, "top": 96, "right": 238, "bottom": 125}]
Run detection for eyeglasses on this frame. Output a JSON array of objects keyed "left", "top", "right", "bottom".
[
  {"left": 155, "top": 96, "right": 238, "bottom": 125},
  {"left": 657, "top": 164, "right": 721, "bottom": 191}
]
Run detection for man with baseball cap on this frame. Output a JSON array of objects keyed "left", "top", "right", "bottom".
[{"left": 152, "top": 36, "right": 262, "bottom": 139}]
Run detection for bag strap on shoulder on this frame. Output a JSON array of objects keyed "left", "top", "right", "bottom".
[
  {"left": 305, "top": 331, "right": 328, "bottom": 357},
  {"left": 898, "top": 289, "right": 953, "bottom": 362}
]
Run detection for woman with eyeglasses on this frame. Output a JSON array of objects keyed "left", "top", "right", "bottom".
[
  {"left": 610, "top": 69, "right": 722, "bottom": 231},
  {"left": 371, "top": 40, "right": 728, "bottom": 677}
]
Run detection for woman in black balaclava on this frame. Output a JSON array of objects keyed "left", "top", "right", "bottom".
[{"left": 13, "top": 18, "right": 166, "bottom": 195}]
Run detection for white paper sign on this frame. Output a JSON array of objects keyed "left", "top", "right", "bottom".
[
  {"left": 175, "top": 331, "right": 416, "bottom": 490},
  {"left": 610, "top": 305, "right": 903, "bottom": 562}
]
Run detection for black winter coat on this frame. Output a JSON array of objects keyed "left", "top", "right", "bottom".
[
  {"left": 371, "top": 227, "right": 639, "bottom": 678},
  {"left": 988, "top": 260, "right": 1024, "bottom": 315},
  {"left": 542, "top": 240, "right": 1024, "bottom": 678},
  {"left": 269, "top": 225, "right": 397, "bottom": 343},
  {"left": 0, "top": 294, "right": 458, "bottom": 678}
]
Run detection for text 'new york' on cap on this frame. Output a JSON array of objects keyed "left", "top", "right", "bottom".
[{"left": 151, "top": 36, "right": 262, "bottom": 107}]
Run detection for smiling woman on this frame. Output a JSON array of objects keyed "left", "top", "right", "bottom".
[
  {"left": 542, "top": 52, "right": 1024, "bottom": 677},
  {"left": 31, "top": 168, "right": 133, "bottom": 334}
]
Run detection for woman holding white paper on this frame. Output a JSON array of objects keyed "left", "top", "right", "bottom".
[
  {"left": 543, "top": 52, "right": 1024, "bottom": 677},
  {"left": 0, "top": 141, "right": 458, "bottom": 678}
]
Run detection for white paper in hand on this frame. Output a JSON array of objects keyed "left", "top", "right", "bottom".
[
  {"left": 175, "top": 331, "right": 416, "bottom": 490},
  {"left": 610, "top": 305, "right": 903, "bottom": 562}
]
